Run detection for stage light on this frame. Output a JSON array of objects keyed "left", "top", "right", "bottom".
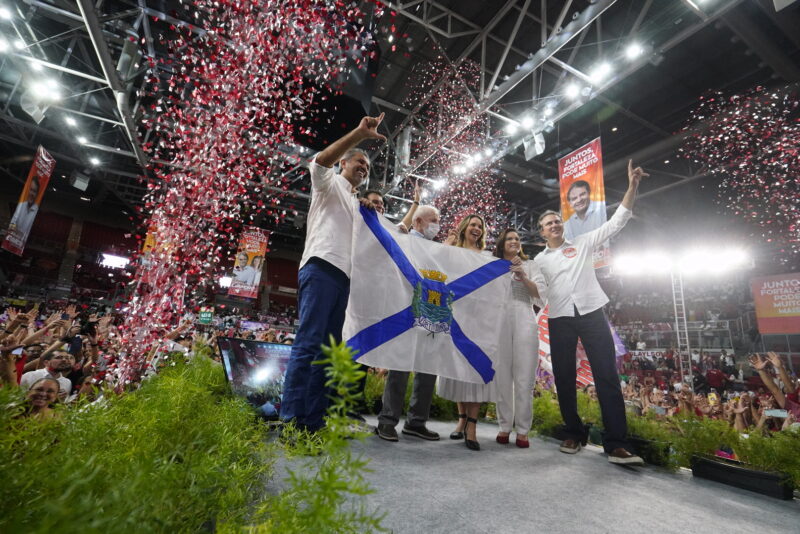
[
  {"left": 77, "top": 136, "right": 88, "bottom": 144},
  {"left": 100, "top": 253, "right": 130, "bottom": 269},
  {"left": 484, "top": 147, "right": 494, "bottom": 157},
  {"left": 0, "top": 39, "right": 8, "bottom": 52},
  {"left": 452, "top": 165, "right": 465, "bottom": 175},
  {"left": 219, "top": 276, "right": 233, "bottom": 288},
  {"left": 30, "top": 62, "right": 42, "bottom": 71},
  {"left": 644, "top": 251, "right": 673, "bottom": 274},
  {"left": 611, "top": 126, "right": 618, "bottom": 132},
  {"left": 565, "top": 83, "right": 581, "bottom": 99},
  {"left": 254, "top": 366, "right": 274, "bottom": 383},
  {"left": 543, "top": 106, "right": 553, "bottom": 117},
  {"left": 0, "top": 8, "right": 11, "bottom": 19},
  {"left": 79, "top": 196, "right": 91, "bottom": 202},
  {"left": 433, "top": 179, "right": 445, "bottom": 189},
  {"left": 613, "top": 253, "right": 644, "bottom": 276},
  {"left": 590, "top": 62, "right": 612, "bottom": 84},
  {"left": 387, "top": 34, "right": 394, "bottom": 43},
  {"left": 473, "top": 152, "right": 483, "bottom": 162},
  {"left": 521, "top": 115, "right": 534, "bottom": 129},
  {"left": 626, "top": 43, "right": 643, "bottom": 60},
  {"left": 13, "top": 39, "right": 24, "bottom": 50},
  {"left": 505, "top": 121, "right": 519, "bottom": 134},
  {"left": 90, "top": 157, "right": 100, "bottom": 165},
  {"left": 401, "top": 206, "right": 408, "bottom": 213},
  {"left": 65, "top": 116, "right": 76, "bottom": 127}
]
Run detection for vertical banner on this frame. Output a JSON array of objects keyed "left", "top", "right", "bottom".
[
  {"left": 228, "top": 226, "right": 270, "bottom": 299},
  {"left": 2, "top": 146, "right": 56, "bottom": 256},
  {"left": 750, "top": 273, "right": 800, "bottom": 334},
  {"left": 558, "top": 137, "right": 609, "bottom": 268}
]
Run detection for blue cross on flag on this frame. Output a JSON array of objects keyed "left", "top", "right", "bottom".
[{"left": 344, "top": 207, "right": 511, "bottom": 384}]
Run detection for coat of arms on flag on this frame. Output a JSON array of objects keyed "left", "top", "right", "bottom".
[{"left": 343, "top": 207, "right": 512, "bottom": 384}]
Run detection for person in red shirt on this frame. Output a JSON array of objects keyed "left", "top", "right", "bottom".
[{"left": 705, "top": 365, "right": 728, "bottom": 391}]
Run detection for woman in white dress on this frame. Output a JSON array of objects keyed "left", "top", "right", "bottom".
[
  {"left": 438, "top": 213, "right": 492, "bottom": 451},
  {"left": 492, "top": 229, "right": 542, "bottom": 448}
]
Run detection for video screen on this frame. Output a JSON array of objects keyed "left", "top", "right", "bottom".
[{"left": 216, "top": 337, "right": 292, "bottom": 419}]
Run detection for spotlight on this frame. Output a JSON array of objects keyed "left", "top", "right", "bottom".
[
  {"left": 473, "top": 153, "right": 483, "bottom": 162},
  {"left": 521, "top": 115, "right": 534, "bottom": 129},
  {"left": 452, "top": 166, "right": 465, "bottom": 175},
  {"left": 626, "top": 43, "right": 644, "bottom": 60},
  {"left": 13, "top": 39, "right": 24, "bottom": 50},
  {"left": 0, "top": 7, "right": 11, "bottom": 19},
  {"left": 483, "top": 148, "right": 494, "bottom": 157},
  {"left": 79, "top": 196, "right": 91, "bottom": 202},
  {"left": 565, "top": 83, "right": 581, "bottom": 99},
  {"left": 611, "top": 126, "right": 618, "bottom": 132},
  {"left": 433, "top": 179, "right": 445, "bottom": 190},
  {"left": 77, "top": 136, "right": 88, "bottom": 144},
  {"left": 65, "top": 116, "right": 77, "bottom": 127},
  {"left": 589, "top": 62, "right": 612, "bottom": 84},
  {"left": 90, "top": 157, "right": 100, "bottom": 166},
  {"left": 505, "top": 121, "right": 519, "bottom": 134},
  {"left": 0, "top": 39, "right": 7, "bottom": 52},
  {"left": 219, "top": 276, "right": 233, "bottom": 288},
  {"left": 30, "top": 62, "right": 42, "bottom": 71},
  {"left": 543, "top": 106, "right": 553, "bottom": 117}
]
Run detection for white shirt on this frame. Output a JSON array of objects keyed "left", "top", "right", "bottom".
[
  {"left": 299, "top": 159, "right": 359, "bottom": 277},
  {"left": 563, "top": 200, "right": 606, "bottom": 241},
  {"left": 532, "top": 205, "right": 632, "bottom": 318},
  {"left": 232, "top": 265, "right": 257, "bottom": 286},
  {"left": 20, "top": 368, "right": 72, "bottom": 400}
]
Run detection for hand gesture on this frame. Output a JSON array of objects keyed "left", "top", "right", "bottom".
[
  {"left": 65, "top": 304, "right": 78, "bottom": 319},
  {"left": 766, "top": 351, "right": 784, "bottom": 369},
  {"left": 358, "top": 197, "right": 376, "bottom": 211},
  {"left": 628, "top": 160, "right": 649, "bottom": 188},
  {"left": 748, "top": 353, "right": 768, "bottom": 371},
  {"left": 356, "top": 113, "right": 387, "bottom": 141},
  {"left": 413, "top": 180, "right": 422, "bottom": 204},
  {"left": 510, "top": 264, "right": 528, "bottom": 280},
  {"left": 444, "top": 228, "right": 458, "bottom": 246},
  {"left": 5, "top": 307, "right": 20, "bottom": 323}
]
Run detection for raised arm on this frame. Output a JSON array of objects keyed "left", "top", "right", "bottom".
[
  {"left": 749, "top": 354, "right": 786, "bottom": 408},
  {"left": 767, "top": 351, "right": 796, "bottom": 395},
  {"left": 315, "top": 113, "right": 386, "bottom": 168},
  {"left": 400, "top": 181, "right": 421, "bottom": 231},
  {"left": 621, "top": 159, "right": 648, "bottom": 211}
]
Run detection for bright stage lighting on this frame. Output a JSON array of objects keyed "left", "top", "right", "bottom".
[
  {"left": 433, "top": 179, "right": 445, "bottom": 190},
  {"left": 90, "top": 157, "right": 100, "bottom": 166},
  {"left": 626, "top": 43, "right": 643, "bottom": 60},
  {"left": 0, "top": 39, "right": 8, "bottom": 52},
  {"left": 219, "top": 276, "right": 233, "bottom": 288},
  {"left": 520, "top": 115, "right": 534, "bottom": 129},
  {"left": 100, "top": 253, "right": 130, "bottom": 269},
  {"left": 65, "top": 116, "right": 77, "bottom": 127},
  {"left": 13, "top": 39, "right": 24, "bottom": 50},
  {"left": 543, "top": 106, "right": 554, "bottom": 117},
  {"left": 483, "top": 147, "right": 494, "bottom": 157},
  {"left": 565, "top": 83, "right": 581, "bottom": 99},
  {"left": 452, "top": 165, "right": 465, "bottom": 175},
  {"left": 589, "top": 62, "right": 612, "bottom": 84},
  {"left": 77, "top": 136, "right": 88, "bottom": 144},
  {"left": 505, "top": 121, "right": 519, "bottom": 134},
  {"left": 0, "top": 8, "right": 11, "bottom": 19}
]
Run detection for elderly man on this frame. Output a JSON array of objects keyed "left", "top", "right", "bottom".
[
  {"left": 20, "top": 351, "right": 74, "bottom": 401},
  {"left": 533, "top": 160, "right": 648, "bottom": 465},
  {"left": 279, "top": 114, "right": 385, "bottom": 432},
  {"left": 375, "top": 204, "right": 441, "bottom": 441}
]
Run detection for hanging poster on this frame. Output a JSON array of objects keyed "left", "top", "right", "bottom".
[
  {"left": 2, "top": 146, "right": 56, "bottom": 256},
  {"left": 558, "top": 137, "right": 610, "bottom": 268}
]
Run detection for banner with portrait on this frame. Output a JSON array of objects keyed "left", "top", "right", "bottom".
[
  {"left": 228, "top": 226, "right": 270, "bottom": 299},
  {"left": 558, "top": 137, "right": 609, "bottom": 268},
  {"left": 2, "top": 146, "right": 56, "bottom": 256},
  {"left": 750, "top": 273, "right": 800, "bottom": 334}
]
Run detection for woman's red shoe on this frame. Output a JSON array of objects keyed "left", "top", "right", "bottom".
[
  {"left": 496, "top": 433, "right": 510, "bottom": 444},
  {"left": 515, "top": 437, "right": 530, "bottom": 448}
]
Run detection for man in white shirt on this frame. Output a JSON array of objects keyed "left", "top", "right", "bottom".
[
  {"left": 20, "top": 350, "right": 74, "bottom": 401},
  {"left": 562, "top": 180, "right": 606, "bottom": 241},
  {"left": 376, "top": 205, "right": 441, "bottom": 442},
  {"left": 533, "top": 160, "right": 648, "bottom": 465},
  {"left": 8, "top": 175, "right": 42, "bottom": 245},
  {"left": 279, "top": 113, "right": 385, "bottom": 432}
]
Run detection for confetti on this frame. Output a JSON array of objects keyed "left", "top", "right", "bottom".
[{"left": 680, "top": 84, "right": 800, "bottom": 261}]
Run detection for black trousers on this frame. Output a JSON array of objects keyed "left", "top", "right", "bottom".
[{"left": 549, "top": 307, "right": 630, "bottom": 453}]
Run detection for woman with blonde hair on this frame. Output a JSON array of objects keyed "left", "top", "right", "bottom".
[{"left": 439, "top": 213, "right": 492, "bottom": 451}]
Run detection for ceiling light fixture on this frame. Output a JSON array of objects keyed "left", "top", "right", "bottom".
[
  {"left": 626, "top": 43, "right": 643, "bottom": 60},
  {"left": 565, "top": 83, "right": 581, "bottom": 99}
]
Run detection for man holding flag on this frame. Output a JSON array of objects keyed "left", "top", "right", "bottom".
[
  {"left": 533, "top": 160, "right": 648, "bottom": 465},
  {"left": 279, "top": 114, "right": 386, "bottom": 432}
]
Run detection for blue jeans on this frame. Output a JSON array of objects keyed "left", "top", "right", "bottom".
[
  {"left": 280, "top": 258, "right": 350, "bottom": 431},
  {"left": 549, "top": 307, "right": 630, "bottom": 453}
]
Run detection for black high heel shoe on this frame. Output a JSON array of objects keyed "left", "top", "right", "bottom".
[
  {"left": 449, "top": 413, "right": 467, "bottom": 440},
  {"left": 464, "top": 417, "right": 480, "bottom": 451}
]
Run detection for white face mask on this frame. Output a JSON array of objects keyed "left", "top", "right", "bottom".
[{"left": 423, "top": 222, "right": 440, "bottom": 240}]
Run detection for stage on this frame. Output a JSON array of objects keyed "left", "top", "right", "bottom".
[{"left": 330, "top": 417, "right": 797, "bottom": 533}]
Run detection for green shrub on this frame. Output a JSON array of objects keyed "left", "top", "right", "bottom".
[
  {"left": 0, "top": 357, "right": 273, "bottom": 533},
  {"left": 734, "top": 427, "right": 800, "bottom": 485}
]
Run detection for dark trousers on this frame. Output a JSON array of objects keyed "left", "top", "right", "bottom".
[
  {"left": 280, "top": 258, "right": 350, "bottom": 431},
  {"left": 549, "top": 307, "right": 630, "bottom": 453}
]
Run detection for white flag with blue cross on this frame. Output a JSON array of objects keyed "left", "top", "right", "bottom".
[{"left": 343, "top": 207, "right": 511, "bottom": 384}]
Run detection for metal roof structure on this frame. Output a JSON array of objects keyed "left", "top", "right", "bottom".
[{"left": 0, "top": 0, "right": 798, "bottom": 250}]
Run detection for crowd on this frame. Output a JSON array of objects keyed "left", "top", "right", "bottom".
[{"left": 617, "top": 351, "right": 798, "bottom": 434}]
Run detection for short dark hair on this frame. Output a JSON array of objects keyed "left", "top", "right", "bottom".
[
  {"left": 362, "top": 190, "right": 389, "bottom": 210},
  {"left": 493, "top": 228, "right": 528, "bottom": 260},
  {"left": 567, "top": 180, "right": 590, "bottom": 197},
  {"left": 536, "top": 210, "right": 561, "bottom": 231}
]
